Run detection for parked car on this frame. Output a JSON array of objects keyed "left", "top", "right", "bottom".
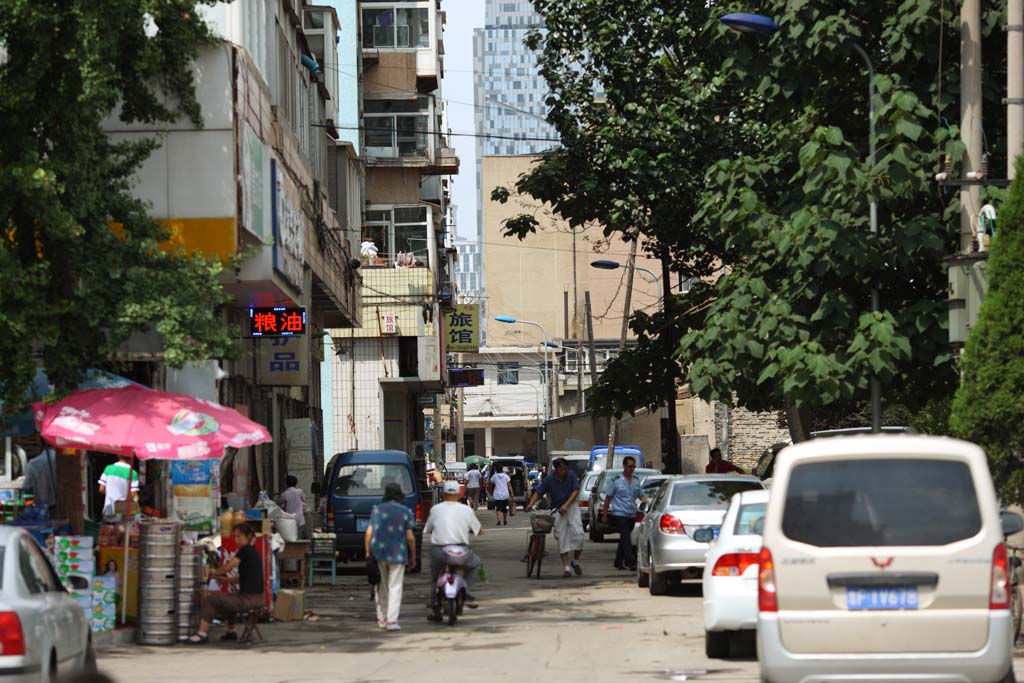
[
  {"left": 702, "top": 488, "right": 769, "bottom": 658},
  {"left": 578, "top": 471, "right": 602, "bottom": 531},
  {"left": 759, "top": 435, "right": 1020, "bottom": 683},
  {"left": 635, "top": 475, "right": 764, "bottom": 595},
  {"left": 587, "top": 468, "right": 661, "bottom": 541},
  {"left": 630, "top": 475, "right": 673, "bottom": 548},
  {"left": 0, "top": 526, "right": 94, "bottom": 682},
  {"left": 324, "top": 450, "right": 424, "bottom": 571},
  {"left": 753, "top": 426, "right": 916, "bottom": 485},
  {"left": 589, "top": 445, "right": 644, "bottom": 473}
]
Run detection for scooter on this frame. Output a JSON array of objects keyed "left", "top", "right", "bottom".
[{"left": 433, "top": 545, "right": 470, "bottom": 626}]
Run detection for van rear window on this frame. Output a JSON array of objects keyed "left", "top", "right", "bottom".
[
  {"left": 782, "top": 459, "right": 982, "bottom": 547},
  {"left": 335, "top": 464, "right": 414, "bottom": 497}
]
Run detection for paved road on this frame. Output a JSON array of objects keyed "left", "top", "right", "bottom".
[{"left": 98, "top": 509, "right": 1022, "bottom": 683}]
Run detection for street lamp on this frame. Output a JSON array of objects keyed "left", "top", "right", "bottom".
[
  {"left": 720, "top": 11, "right": 882, "bottom": 434},
  {"left": 590, "top": 259, "right": 660, "bottom": 283},
  {"left": 494, "top": 316, "right": 551, "bottom": 421}
]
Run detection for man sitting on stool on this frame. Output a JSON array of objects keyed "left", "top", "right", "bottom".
[{"left": 188, "top": 523, "right": 264, "bottom": 644}]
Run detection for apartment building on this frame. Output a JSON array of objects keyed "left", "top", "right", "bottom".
[
  {"left": 104, "top": 0, "right": 361, "bottom": 498},
  {"left": 326, "top": 0, "right": 459, "bottom": 459}
]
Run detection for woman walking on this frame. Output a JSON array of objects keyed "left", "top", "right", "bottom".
[{"left": 364, "top": 483, "right": 417, "bottom": 631}]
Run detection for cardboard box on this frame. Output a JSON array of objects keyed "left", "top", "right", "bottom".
[
  {"left": 91, "top": 615, "right": 115, "bottom": 632},
  {"left": 55, "top": 548, "right": 91, "bottom": 563},
  {"left": 55, "top": 536, "right": 93, "bottom": 551},
  {"left": 271, "top": 589, "right": 304, "bottom": 621},
  {"left": 57, "top": 560, "right": 95, "bottom": 576}
]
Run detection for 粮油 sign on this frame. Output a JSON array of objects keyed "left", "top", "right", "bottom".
[{"left": 249, "top": 307, "right": 306, "bottom": 337}]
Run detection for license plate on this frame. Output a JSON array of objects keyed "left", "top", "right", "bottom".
[
  {"left": 356, "top": 518, "right": 370, "bottom": 532},
  {"left": 846, "top": 587, "right": 919, "bottom": 610}
]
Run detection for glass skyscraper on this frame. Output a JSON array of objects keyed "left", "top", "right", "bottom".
[{"left": 473, "top": 0, "right": 558, "bottom": 240}]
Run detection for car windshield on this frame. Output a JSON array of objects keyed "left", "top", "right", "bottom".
[
  {"left": 782, "top": 458, "right": 982, "bottom": 547},
  {"left": 735, "top": 502, "right": 767, "bottom": 535},
  {"left": 669, "top": 480, "right": 763, "bottom": 507},
  {"left": 581, "top": 474, "right": 600, "bottom": 493},
  {"left": 564, "top": 459, "right": 590, "bottom": 481},
  {"left": 335, "top": 464, "right": 414, "bottom": 497}
]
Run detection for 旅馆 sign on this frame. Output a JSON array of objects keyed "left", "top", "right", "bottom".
[{"left": 446, "top": 304, "right": 479, "bottom": 352}]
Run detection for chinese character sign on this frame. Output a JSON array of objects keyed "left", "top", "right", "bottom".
[
  {"left": 257, "top": 335, "right": 310, "bottom": 386},
  {"left": 249, "top": 307, "right": 306, "bottom": 337},
  {"left": 446, "top": 304, "right": 479, "bottom": 352}
]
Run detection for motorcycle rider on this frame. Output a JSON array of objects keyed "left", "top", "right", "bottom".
[{"left": 425, "top": 480, "right": 484, "bottom": 620}]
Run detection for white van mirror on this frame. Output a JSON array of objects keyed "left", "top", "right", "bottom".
[{"left": 1001, "top": 511, "right": 1024, "bottom": 537}]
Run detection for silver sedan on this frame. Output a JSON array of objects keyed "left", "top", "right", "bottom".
[
  {"left": 635, "top": 475, "right": 764, "bottom": 595},
  {"left": 0, "top": 527, "right": 94, "bottom": 682}
]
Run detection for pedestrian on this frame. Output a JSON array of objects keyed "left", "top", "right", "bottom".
[
  {"left": 489, "top": 463, "right": 512, "bottom": 526},
  {"left": 22, "top": 446, "right": 57, "bottom": 515},
  {"left": 525, "top": 458, "right": 584, "bottom": 577},
  {"left": 465, "top": 464, "right": 483, "bottom": 509},
  {"left": 188, "top": 523, "right": 264, "bottom": 644},
  {"left": 600, "top": 456, "right": 649, "bottom": 571},
  {"left": 364, "top": 482, "right": 417, "bottom": 631},
  {"left": 705, "top": 447, "right": 744, "bottom": 474},
  {"left": 98, "top": 454, "right": 139, "bottom": 518},
  {"left": 279, "top": 475, "right": 308, "bottom": 536}
]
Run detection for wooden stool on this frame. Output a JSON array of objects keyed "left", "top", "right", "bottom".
[
  {"left": 308, "top": 555, "right": 337, "bottom": 586},
  {"left": 238, "top": 607, "right": 270, "bottom": 644}
]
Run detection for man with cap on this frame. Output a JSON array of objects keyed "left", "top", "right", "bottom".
[{"left": 424, "top": 479, "right": 484, "bottom": 618}]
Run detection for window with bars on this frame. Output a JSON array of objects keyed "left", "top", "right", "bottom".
[
  {"left": 362, "top": 5, "right": 430, "bottom": 49},
  {"left": 361, "top": 206, "right": 430, "bottom": 267},
  {"left": 365, "top": 98, "right": 431, "bottom": 158}
]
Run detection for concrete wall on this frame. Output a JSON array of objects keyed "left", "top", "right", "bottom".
[
  {"left": 366, "top": 167, "right": 423, "bottom": 205},
  {"left": 481, "top": 155, "right": 664, "bottom": 344}
]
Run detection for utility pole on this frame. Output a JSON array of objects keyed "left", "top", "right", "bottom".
[
  {"left": 584, "top": 291, "right": 600, "bottom": 444},
  {"left": 1009, "top": 0, "right": 1024, "bottom": 178},
  {"left": 605, "top": 241, "right": 638, "bottom": 470},
  {"left": 962, "top": 0, "right": 984, "bottom": 253}
]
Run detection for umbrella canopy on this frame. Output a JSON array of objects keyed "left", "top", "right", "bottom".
[
  {"left": 464, "top": 455, "right": 490, "bottom": 467},
  {"left": 3, "top": 369, "right": 139, "bottom": 436},
  {"left": 34, "top": 385, "right": 271, "bottom": 460}
]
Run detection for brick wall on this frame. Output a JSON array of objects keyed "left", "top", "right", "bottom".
[{"left": 726, "top": 405, "right": 791, "bottom": 470}]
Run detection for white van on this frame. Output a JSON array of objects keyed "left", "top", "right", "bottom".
[{"left": 758, "top": 435, "right": 1021, "bottom": 683}]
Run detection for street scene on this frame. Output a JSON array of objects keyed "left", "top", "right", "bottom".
[{"left": 5, "top": 0, "right": 1024, "bottom": 682}]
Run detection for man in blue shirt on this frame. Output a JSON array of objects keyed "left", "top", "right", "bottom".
[
  {"left": 600, "top": 456, "right": 649, "bottom": 571},
  {"left": 525, "top": 458, "right": 584, "bottom": 577}
]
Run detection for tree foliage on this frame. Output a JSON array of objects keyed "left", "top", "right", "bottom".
[
  {"left": 499, "top": 0, "right": 1006, "bottom": 436},
  {"left": 951, "top": 158, "right": 1024, "bottom": 505},
  {"left": 0, "top": 1, "right": 235, "bottom": 414}
]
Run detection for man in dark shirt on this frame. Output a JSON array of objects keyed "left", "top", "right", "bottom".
[
  {"left": 525, "top": 458, "right": 584, "bottom": 577},
  {"left": 189, "top": 523, "right": 265, "bottom": 644}
]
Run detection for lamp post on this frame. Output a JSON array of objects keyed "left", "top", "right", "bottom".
[
  {"left": 495, "top": 316, "right": 551, "bottom": 422},
  {"left": 590, "top": 259, "right": 660, "bottom": 284},
  {"left": 720, "top": 12, "right": 882, "bottom": 434}
]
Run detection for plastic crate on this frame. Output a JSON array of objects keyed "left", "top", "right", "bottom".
[{"left": 311, "top": 532, "right": 336, "bottom": 555}]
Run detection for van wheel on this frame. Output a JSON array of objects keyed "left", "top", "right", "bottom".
[
  {"left": 41, "top": 651, "right": 56, "bottom": 683},
  {"left": 998, "top": 669, "right": 1017, "bottom": 683},
  {"left": 84, "top": 638, "right": 97, "bottom": 672},
  {"left": 636, "top": 559, "right": 650, "bottom": 588},
  {"left": 589, "top": 526, "right": 604, "bottom": 543},
  {"left": 705, "top": 630, "right": 730, "bottom": 659}
]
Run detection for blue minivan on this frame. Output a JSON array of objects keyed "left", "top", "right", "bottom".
[
  {"left": 589, "top": 445, "right": 645, "bottom": 472},
  {"left": 324, "top": 450, "right": 424, "bottom": 570}
]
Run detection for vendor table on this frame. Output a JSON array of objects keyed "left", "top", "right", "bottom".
[{"left": 278, "top": 541, "right": 310, "bottom": 587}]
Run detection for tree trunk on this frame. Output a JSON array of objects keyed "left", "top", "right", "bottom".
[{"left": 784, "top": 398, "right": 811, "bottom": 443}]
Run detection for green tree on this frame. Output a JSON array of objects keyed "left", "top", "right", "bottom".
[
  {"left": 951, "top": 158, "right": 1024, "bottom": 505},
  {"left": 499, "top": 0, "right": 1006, "bottom": 440},
  {"left": 0, "top": 1, "right": 235, "bottom": 414}
]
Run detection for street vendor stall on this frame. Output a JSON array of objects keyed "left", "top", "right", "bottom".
[{"left": 33, "top": 384, "right": 273, "bottom": 636}]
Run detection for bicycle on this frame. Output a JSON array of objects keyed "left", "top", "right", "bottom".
[
  {"left": 1009, "top": 543, "right": 1023, "bottom": 647},
  {"left": 525, "top": 511, "right": 556, "bottom": 579}
]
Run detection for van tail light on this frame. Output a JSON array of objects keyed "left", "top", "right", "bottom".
[
  {"left": 0, "top": 612, "right": 26, "bottom": 655},
  {"left": 991, "top": 543, "right": 1010, "bottom": 609},
  {"left": 712, "top": 552, "right": 760, "bottom": 577},
  {"left": 659, "top": 514, "right": 686, "bottom": 535},
  {"left": 758, "top": 546, "right": 778, "bottom": 612},
  {"left": 415, "top": 503, "right": 425, "bottom": 524},
  {"left": 579, "top": 500, "right": 588, "bottom": 508},
  {"left": 326, "top": 502, "right": 334, "bottom": 528}
]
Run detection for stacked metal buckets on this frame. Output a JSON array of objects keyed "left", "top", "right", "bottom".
[
  {"left": 137, "top": 521, "right": 181, "bottom": 645},
  {"left": 176, "top": 545, "right": 203, "bottom": 641}
]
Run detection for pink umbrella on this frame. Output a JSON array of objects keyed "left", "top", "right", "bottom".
[{"left": 34, "top": 384, "right": 271, "bottom": 459}]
